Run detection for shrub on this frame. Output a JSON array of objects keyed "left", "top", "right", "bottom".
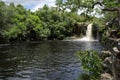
[{"left": 76, "top": 50, "right": 103, "bottom": 80}]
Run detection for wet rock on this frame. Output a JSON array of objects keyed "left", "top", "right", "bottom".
[
  {"left": 112, "top": 47, "right": 120, "bottom": 59},
  {"left": 101, "top": 73, "right": 113, "bottom": 80},
  {"left": 101, "top": 51, "right": 112, "bottom": 60},
  {"left": 73, "top": 23, "right": 87, "bottom": 36},
  {"left": 113, "top": 47, "right": 120, "bottom": 54},
  {"left": 103, "top": 57, "right": 112, "bottom": 73}
]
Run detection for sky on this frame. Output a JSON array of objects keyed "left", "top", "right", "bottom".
[
  {"left": 2, "top": 0, "right": 56, "bottom": 12},
  {"left": 1, "top": 0, "right": 103, "bottom": 17}
]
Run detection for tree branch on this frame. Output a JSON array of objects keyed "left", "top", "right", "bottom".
[
  {"left": 102, "top": 8, "right": 120, "bottom": 18},
  {"left": 102, "top": 8, "right": 118, "bottom": 11},
  {"left": 92, "top": 2, "right": 103, "bottom": 9},
  {"left": 92, "top": 2, "right": 120, "bottom": 27}
]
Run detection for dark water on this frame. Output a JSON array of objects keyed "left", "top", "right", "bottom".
[{"left": 0, "top": 40, "right": 103, "bottom": 80}]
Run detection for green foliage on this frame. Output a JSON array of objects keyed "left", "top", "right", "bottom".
[
  {"left": 76, "top": 50, "right": 103, "bottom": 80},
  {"left": 0, "top": 0, "right": 104, "bottom": 42},
  {"left": 35, "top": 6, "right": 79, "bottom": 39},
  {"left": 4, "top": 25, "right": 20, "bottom": 39},
  {"left": 0, "top": 0, "right": 119, "bottom": 42},
  {"left": 34, "top": 24, "right": 50, "bottom": 39}
]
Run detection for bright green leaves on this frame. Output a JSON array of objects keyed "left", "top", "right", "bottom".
[
  {"left": 34, "top": 22, "right": 50, "bottom": 39},
  {"left": 35, "top": 5, "right": 78, "bottom": 39},
  {"left": 76, "top": 50, "right": 103, "bottom": 80},
  {"left": 4, "top": 22, "right": 26, "bottom": 39},
  {"left": 2, "top": 4, "right": 27, "bottom": 40},
  {"left": 0, "top": 0, "right": 108, "bottom": 41},
  {"left": 26, "top": 14, "right": 40, "bottom": 28},
  {"left": 4, "top": 25, "right": 21, "bottom": 39}
]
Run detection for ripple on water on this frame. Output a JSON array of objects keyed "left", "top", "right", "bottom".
[{"left": 0, "top": 41, "right": 103, "bottom": 80}]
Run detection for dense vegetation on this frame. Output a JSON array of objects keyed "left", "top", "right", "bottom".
[
  {"left": 76, "top": 50, "right": 103, "bottom": 80},
  {"left": 0, "top": 1, "right": 95, "bottom": 43},
  {"left": 59, "top": 0, "right": 120, "bottom": 42},
  {"left": 0, "top": 0, "right": 119, "bottom": 43}
]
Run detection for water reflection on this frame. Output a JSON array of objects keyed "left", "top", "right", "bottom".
[{"left": 0, "top": 41, "right": 102, "bottom": 80}]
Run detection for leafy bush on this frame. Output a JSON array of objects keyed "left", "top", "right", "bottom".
[{"left": 76, "top": 50, "right": 103, "bottom": 80}]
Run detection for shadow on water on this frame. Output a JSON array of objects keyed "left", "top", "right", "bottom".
[{"left": 0, "top": 40, "right": 103, "bottom": 80}]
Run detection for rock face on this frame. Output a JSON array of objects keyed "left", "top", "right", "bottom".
[
  {"left": 113, "top": 46, "right": 120, "bottom": 80},
  {"left": 73, "top": 22, "right": 98, "bottom": 39},
  {"left": 99, "top": 10, "right": 120, "bottom": 79},
  {"left": 101, "top": 51, "right": 112, "bottom": 60},
  {"left": 73, "top": 23, "right": 87, "bottom": 37},
  {"left": 101, "top": 30, "right": 120, "bottom": 80},
  {"left": 103, "top": 57, "right": 112, "bottom": 73}
]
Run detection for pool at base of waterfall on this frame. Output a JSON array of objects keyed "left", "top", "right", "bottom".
[{"left": 0, "top": 40, "right": 103, "bottom": 80}]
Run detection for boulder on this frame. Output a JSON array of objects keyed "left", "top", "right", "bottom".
[
  {"left": 101, "top": 50, "right": 112, "bottom": 60},
  {"left": 113, "top": 47, "right": 120, "bottom": 54},
  {"left": 113, "top": 47, "right": 120, "bottom": 59},
  {"left": 103, "top": 57, "right": 112, "bottom": 73},
  {"left": 101, "top": 73, "right": 113, "bottom": 80}
]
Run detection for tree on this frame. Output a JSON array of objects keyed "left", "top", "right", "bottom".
[
  {"left": 0, "top": 1, "right": 7, "bottom": 30},
  {"left": 55, "top": 0, "right": 119, "bottom": 25}
]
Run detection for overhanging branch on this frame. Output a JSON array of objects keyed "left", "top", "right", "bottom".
[
  {"left": 92, "top": 2, "right": 120, "bottom": 17},
  {"left": 102, "top": 8, "right": 120, "bottom": 18},
  {"left": 92, "top": 2, "right": 103, "bottom": 9}
]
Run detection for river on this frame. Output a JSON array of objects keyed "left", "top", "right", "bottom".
[{"left": 0, "top": 40, "right": 103, "bottom": 80}]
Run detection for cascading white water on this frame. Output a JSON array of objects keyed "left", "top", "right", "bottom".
[
  {"left": 72, "top": 23, "right": 94, "bottom": 41},
  {"left": 85, "top": 23, "right": 93, "bottom": 40},
  {"left": 65, "top": 23, "right": 97, "bottom": 41},
  {"left": 80, "top": 23, "right": 93, "bottom": 41}
]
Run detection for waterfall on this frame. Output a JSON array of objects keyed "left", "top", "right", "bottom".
[
  {"left": 80, "top": 23, "right": 93, "bottom": 41},
  {"left": 86, "top": 23, "right": 93, "bottom": 40},
  {"left": 65, "top": 23, "right": 97, "bottom": 41},
  {"left": 72, "top": 23, "right": 94, "bottom": 41}
]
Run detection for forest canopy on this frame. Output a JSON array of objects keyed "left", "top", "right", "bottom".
[{"left": 0, "top": 0, "right": 119, "bottom": 42}]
